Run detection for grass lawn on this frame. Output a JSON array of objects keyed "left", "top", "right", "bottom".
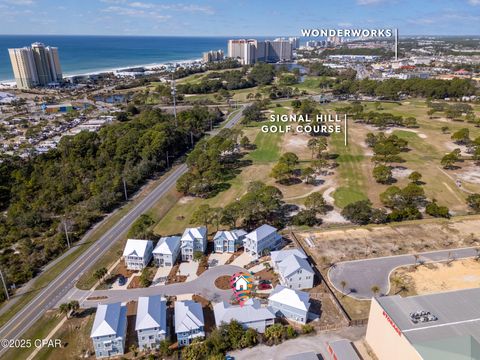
[
  {"left": 3, "top": 312, "right": 62, "bottom": 360},
  {"left": 330, "top": 130, "right": 369, "bottom": 208},
  {"left": 35, "top": 310, "right": 95, "bottom": 360}
]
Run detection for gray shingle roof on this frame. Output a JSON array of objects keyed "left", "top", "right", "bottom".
[{"left": 278, "top": 254, "right": 314, "bottom": 278}]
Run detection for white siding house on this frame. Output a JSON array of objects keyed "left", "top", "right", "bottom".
[
  {"left": 153, "top": 236, "right": 181, "bottom": 267},
  {"left": 214, "top": 229, "right": 247, "bottom": 253},
  {"left": 123, "top": 239, "right": 153, "bottom": 270},
  {"left": 90, "top": 302, "right": 127, "bottom": 359},
  {"left": 243, "top": 224, "right": 282, "bottom": 259},
  {"left": 181, "top": 227, "right": 207, "bottom": 261},
  {"left": 268, "top": 285, "right": 310, "bottom": 324},
  {"left": 271, "top": 248, "right": 307, "bottom": 268},
  {"left": 174, "top": 300, "right": 205, "bottom": 347},
  {"left": 135, "top": 296, "right": 168, "bottom": 350},
  {"left": 213, "top": 299, "right": 275, "bottom": 333},
  {"left": 274, "top": 252, "right": 314, "bottom": 290}
]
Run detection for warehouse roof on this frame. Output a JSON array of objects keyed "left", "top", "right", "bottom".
[{"left": 377, "top": 288, "right": 480, "bottom": 359}]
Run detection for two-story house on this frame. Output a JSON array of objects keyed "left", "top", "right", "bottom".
[
  {"left": 276, "top": 253, "right": 314, "bottom": 290},
  {"left": 135, "top": 296, "right": 168, "bottom": 350},
  {"left": 213, "top": 229, "right": 247, "bottom": 253},
  {"left": 243, "top": 224, "right": 282, "bottom": 259},
  {"left": 268, "top": 285, "right": 311, "bottom": 324},
  {"left": 122, "top": 239, "right": 153, "bottom": 270},
  {"left": 180, "top": 227, "right": 207, "bottom": 261},
  {"left": 174, "top": 300, "right": 205, "bottom": 347},
  {"left": 152, "top": 236, "right": 181, "bottom": 267},
  {"left": 213, "top": 298, "right": 275, "bottom": 333},
  {"left": 271, "top": 248, "right": 307, "bottom": 268},
  {"left": 90, "top": 302, "right": 127, "bottom": 359}
]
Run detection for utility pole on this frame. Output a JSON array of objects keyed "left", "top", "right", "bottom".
[
  {"left": 122, "top": 177, "right": 128, "bottom": 200},
  {"left": 0, "top": 269, "right": 9, "bottom": 301},
  {"left": 171, "top": 63, "right": 178, "bottom": 127},
  {"left": 63, "top": 218, "right": 71, "bottom": 249}
]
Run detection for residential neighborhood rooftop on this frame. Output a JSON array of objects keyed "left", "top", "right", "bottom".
[
  {"left": 174, "top": 300, "right": 205, "bottom": 333},
  {"left": 135, "top": 296, "right": 167, "bottom": 332},
  {"left": 245, "top": 224, "right": 278, "bottom": 241},
  {"left": 122, "top": 239, "right": 152, "bottom": 258},
  {"left": 271, "top": 248, "right": 307, "bottom": 263},
  {"left": 90, "top": 302, "right": 127, "bottom": 338},
  {"left": 152, "top": 236, "right": 180, "bottom": 255},
  {"left": 268, "top": 285, "right": 310, "bottom": 312},
  {"left": 213, "top": 299, "right": 275, "bottom": 327}
]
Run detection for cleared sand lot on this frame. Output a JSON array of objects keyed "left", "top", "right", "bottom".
[
  {"left": 390, "top": 259, "right": 480, "bottom": 296},
  {"left": 296, "top": 215, "right": 480, "bottom": 265}
]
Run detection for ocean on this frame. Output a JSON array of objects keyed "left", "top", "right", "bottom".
[{"left": 0, "top": 35, "right": 235, "bottom": 81}]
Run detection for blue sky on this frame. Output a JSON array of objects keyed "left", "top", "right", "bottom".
[{"left": 0, "top": 0, "right": 479, "bottom": 36}]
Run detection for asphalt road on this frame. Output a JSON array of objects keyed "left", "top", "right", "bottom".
[
  {"left": 328, "top": 246, "right": 480, "bottom": 300},
  {"left": 68, "top": 264, "right": 244, "bottom": 307},
  {"left": 0, "top": 105, "right": 246, "bottom": 354}
]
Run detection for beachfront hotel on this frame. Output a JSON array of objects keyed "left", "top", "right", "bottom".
[
  {"left": 8, "top": 42, "right": 63, "bottom": 89},
  {"left": 227, "top": 38, "right": 294, "bottom": 65}
]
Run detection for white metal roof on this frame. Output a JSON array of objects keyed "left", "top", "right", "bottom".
[
  {"left": 174, "top": 300, "right": 204, "bottom": 333},
  {"left": 268, "top": 285, "right": 310, "bottom": 312},
  {"left": 245, "top": 224, "right": 278, "bottom": 242},
  {"left": 213, "top": 299, "right": 275, "bottom": 327},
  {"left": 90, "top": 302, "right": 127, "bottom": 338},
  {"left": 135, "top": 296, "right": 167, "bottom": 332},
  {"left": 213, "top": 229, "right": 247, "bottom": 241},
  {"left": 271, "top": 248, "right": 307, "bottom": 263},
  {"left": 181, "top": 227, "right": 207, "bottom": 242},
  {"left": 123, "top": 239, "right": 152, "bottom": 258},
  {"left": 153, "top": 236, "right": 181, "bottom": 255},
  {"left": 278, "top": 254, "right": 314, "bottom": 278}
]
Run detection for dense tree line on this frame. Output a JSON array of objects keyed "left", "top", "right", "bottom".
[
  {"left": 176, "top": 127, "right": 244, "bottom": 197},
  {"left": 331, "top": 77, "right": 476, "bottom": 100},
  {"left": 0, "top": 106, "right": 222, "bottom": 287}
]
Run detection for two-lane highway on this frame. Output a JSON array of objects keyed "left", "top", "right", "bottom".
[{"left": 0, "top": 105, "right": 246, "bottom": 355}]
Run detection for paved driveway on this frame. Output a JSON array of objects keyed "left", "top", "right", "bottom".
[
  {"left": 65, "top": 264, "right": 243, "bottom": 307},
  {"left": 228, "top": 326, "right": 366, "bottom": 360},
  {"left": 328, "top": 247, "right": 479, "bottom": 300}
]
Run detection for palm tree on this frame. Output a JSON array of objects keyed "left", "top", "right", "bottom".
[
  {"left": 69, "top": 300, "right": 80, "bottom": 317},
  {"left": 371, "top": 285, "right": 380, "bottom": 297},
  {"left": 59, "top": 303, "right": 70, "bottom": 318},
  {"left": 390, "top": 276, "right": 401, "bottom": 294},
  {"left": 340, "top": 280, "right": 347, "bottom": 296}
]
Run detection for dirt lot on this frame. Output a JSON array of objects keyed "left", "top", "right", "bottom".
[
  {"left": 295, "top": 215, "right": 480, "bottom": 320},
  {"left": 297, "top": 215, "right": 480, "bottom": 265},
  {"left": 214, "top": 275, "right": 232, "bottom": 290},
  {"left": 390, "top": 258, "right": 480, "bottom": 296}
]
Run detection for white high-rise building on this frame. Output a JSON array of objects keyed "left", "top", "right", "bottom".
[
  {"left": 8, "top": 42, "right": 62, "bottom": 89},
  {"left": 227, "top": 38, "right": 293, "bottom": 64}
]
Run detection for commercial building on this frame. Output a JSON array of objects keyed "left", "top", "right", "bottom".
[
  {"left": 135, "top": 296, "right": 168, "bottom": 350},
  {"left": 213, "top": 298, "right": 275, "bottom": 333},
  {"left": 366, "top": 288, "right": 480, "bottom": 360},
  {"left": 227, "top": 38, "right": 293, "bottom": 65},
  {"left": 326, "top": 339, "right": 361, "bottom": 360},
  {"left": 202, "top": 50, "right": 224, "bottom": 63},
  {"left": 8, "top": 42, "right": 62, "bottom": 89},
  {"left": 90, "top": 302, "right": 127, "bottom": 359}
]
